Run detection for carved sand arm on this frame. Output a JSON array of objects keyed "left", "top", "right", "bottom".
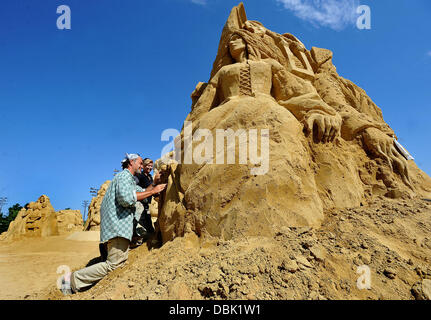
[
  {"left": 187, "top": 73, "right": 220, "bottom": 123},
  {"left": 271, "top": 61, "right": 337, "bottom": 120},
  {"left": 271, "top": 60, "right": 341, "bottom": 142},
  {"left": 339, "top": 107, "right": 395, "bottom": 141},
  {"left": 337, "top": 105, "right": 412, "bottom": 188},
  {"left": 280, "top": 92, "right": 338, "bottom": 120}
]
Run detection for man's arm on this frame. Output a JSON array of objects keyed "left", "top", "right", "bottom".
[
  {"left": 116, "top": 175, "right": 138, "bottom": 208},
  {"left": 136, "top": 184, "right": 166, "bottom": 201}
]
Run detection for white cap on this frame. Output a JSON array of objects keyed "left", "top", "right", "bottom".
[{"left": 121, "top": 153, "right": 140, "bottom": 164}]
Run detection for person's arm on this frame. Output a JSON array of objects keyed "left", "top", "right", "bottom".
[
  {"left": 136, "top": 184, "right": 166, "bottom": 201},
  {"left": 115, "top": 175, "right": 138, "bottom": 208}
]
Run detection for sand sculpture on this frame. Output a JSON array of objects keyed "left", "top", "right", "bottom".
[
  {"left": 155, "top": 3, "right": 431, "bottom": 244},
  {"left": 0, "top": 195, "right": 59, "bottom": 240},
  {"left": 83, "top": 180, "right": 110, "bottom": 231},
  {"left": 56, "top": 210, "right": 84, "bottom": 235},
  {"left": 0, "top": 195, "right": 83, "bottom": 241}
]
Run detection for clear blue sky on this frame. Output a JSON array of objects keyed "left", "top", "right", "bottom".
[{"left": 0, "top": 0, "right": 430, "bottom": 216}]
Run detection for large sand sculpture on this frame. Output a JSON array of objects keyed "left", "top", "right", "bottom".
[
  {"left": 0, "top": 195, "right": 83, "bottom": 241},
  {"left": 2, "top": 3, "right": 430, "bottom": 301},
  {"left": 156, "top": 3, "right": 431, "bottom": 244},
  {"left": 83, "top": 180, "right": 110, "bottom": 231}
]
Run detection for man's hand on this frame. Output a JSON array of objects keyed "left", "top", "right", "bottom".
[
  {"left": 362, "top": 127, "right": 412, "bottom": 188},
  {"left": 304, "top": 113, "right": 341, "bottom": 143},
  {"left": 136, "top": 183, "right": 167, "bottom": 201},
  {"left": 152, "top": 183, "right": 167, "bottom": 195}
]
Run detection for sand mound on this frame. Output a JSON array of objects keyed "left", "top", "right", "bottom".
[
  {"left": 0, "top": 195, "right": 59, "bottom": 241},
  {"left": 38, "top": 197, "right": 430, "bottom": 300}
]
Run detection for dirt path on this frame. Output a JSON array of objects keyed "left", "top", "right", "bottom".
[{"left": 0, "top": 234, "right": 100, "bottom": 299}]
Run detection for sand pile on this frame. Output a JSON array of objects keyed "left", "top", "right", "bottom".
[{"left": 38, "top": 196, "right": 431, "bottom": 300}]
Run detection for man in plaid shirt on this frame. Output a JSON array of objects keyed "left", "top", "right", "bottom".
[{"left": 60, "top": 153, "right": 166, "bottom": 294}]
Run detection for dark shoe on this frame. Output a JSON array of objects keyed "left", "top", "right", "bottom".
[{"left": 130, "top": 237, "right": 144, "bottom": 249}]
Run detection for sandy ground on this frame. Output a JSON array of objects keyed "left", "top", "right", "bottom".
[
  {"left": 0, "top": 233, "right": 100, "bottom": 300},
  {"left": 1, "top": 197, "right": 430, "bottom": 300},
  {"left": 36, "top": 196, "right": 430, "bottom": 300}
]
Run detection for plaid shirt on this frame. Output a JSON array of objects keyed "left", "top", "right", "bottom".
[{"left": 100, "top": 169, "right": 144, "bottom": 242}]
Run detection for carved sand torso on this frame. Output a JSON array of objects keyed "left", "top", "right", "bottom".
[{"left": 216, "top": 60, "right": 273, "bottom": 103}]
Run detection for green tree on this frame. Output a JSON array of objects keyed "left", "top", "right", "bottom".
[
  {"left": 0, "top": 203, "right": 23, "bottom": 234},
  {"left": 7, "top": 204, "right": 22, "bottom": 220},
  {"left": 0, "top": 216, "right": 8, "bottom": 233}
]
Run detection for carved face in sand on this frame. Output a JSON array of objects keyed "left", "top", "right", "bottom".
[
  {"left": 244, "top": 20, "right": 266, "bottom": 35},
  {"left": 228, "top": 34, "right": 247, "bottom": 62}
]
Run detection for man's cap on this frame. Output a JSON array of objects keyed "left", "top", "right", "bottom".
[{"left": 121, "top": 153, "right": 140, "bottom": 164}]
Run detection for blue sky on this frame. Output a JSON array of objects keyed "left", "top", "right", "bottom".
[{"left": 0, "top": 0, "right": 430, "bottom": 216}]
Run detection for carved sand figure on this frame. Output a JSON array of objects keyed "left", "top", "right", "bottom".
[
  {"left": 0, "top": 195, "right": 83, "bottom": 241},
  {"left": 312, "top": 52, "right": 413, "bottom": 188},
  {"left": 154, "top": 3, "right": 431, "bottom": 244},
  {"left": 83, "top": 180, "right": 110, "bottom": 231},
  {"left": 228, "top": 17, "right": 412, "bottom": 188}
]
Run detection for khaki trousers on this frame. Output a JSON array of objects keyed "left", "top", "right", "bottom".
[{"left": 71, "top": 237, "right": 130, "bottom": 292}]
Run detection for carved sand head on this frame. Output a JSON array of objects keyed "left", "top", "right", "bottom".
[
  {"left": 228, "top": 33, "right": 248, "bottom": 62},
  {"left": 227, "top": 31, "right": 266, "bottom": 63},
  {"left": 244, "top": 20, "right": 267, "bottom": 35}
]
